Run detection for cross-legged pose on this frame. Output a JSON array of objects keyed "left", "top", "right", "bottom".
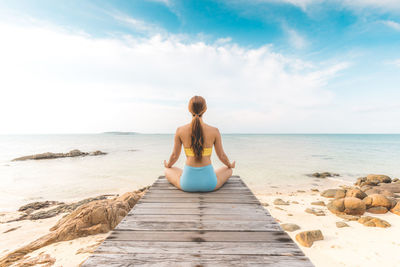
[{"left": 164, "top": 96, "right": 235, "bottom": 192}]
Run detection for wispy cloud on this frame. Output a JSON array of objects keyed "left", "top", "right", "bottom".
[
  {"left": 146, "top": 0, "right": 171, "bottom": 6},
  {"left": 260, "top": 0, "right": 400, "bottom": 12},
  {"left": 111, "top": 13, "right": 166, "bottom": 35},
  {"left": 286, "top": 27, "right": 308, "bottom": 49},
  {"left": 382, "top": 20, "right": 400, "bottom": 31}
]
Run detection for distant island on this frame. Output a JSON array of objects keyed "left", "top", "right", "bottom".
[{"left": 102, "top": 132, "right": 138, "bottom": 135}]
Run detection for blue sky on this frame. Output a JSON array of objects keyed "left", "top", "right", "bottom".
[{"left": 0, "top": 0, "right": 400, "bottom": 133}]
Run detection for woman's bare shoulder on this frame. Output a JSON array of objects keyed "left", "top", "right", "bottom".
[
  {"left": 176, "top": 123, "right": 191, "bottom": 132},
  {"left": 202, "top": 123, "right": 219, "bottom": 134}
]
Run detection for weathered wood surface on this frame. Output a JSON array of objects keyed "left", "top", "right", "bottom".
[{"left": 82, "top": 175, "right": 314, "bottom": 267}]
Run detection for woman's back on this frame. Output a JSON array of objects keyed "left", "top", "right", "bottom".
[{"left": 178, "top": 122, "right": 218, "bottom": 167}]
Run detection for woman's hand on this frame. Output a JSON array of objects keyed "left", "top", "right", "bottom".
[
  {"left": 164, "top": 160, "right": 169, "bottom": 168},
  {"left": 229, "top": 161, "right": 236, "bottom": 169}
]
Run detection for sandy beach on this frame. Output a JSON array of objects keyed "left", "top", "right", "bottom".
[
  {"left": 256, "top": 176, "right": 400, "bottom": 267},
  {"left": 1, "top": 174, "right": 399, "bottom": 266}
]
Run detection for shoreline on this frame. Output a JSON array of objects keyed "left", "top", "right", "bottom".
[{"left": 1, "top": 175, "right": 399, "bottom": 266}]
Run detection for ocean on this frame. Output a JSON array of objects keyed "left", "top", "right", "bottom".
[{"left": 1, "top": 134, "right": 399, "bottom": 212}]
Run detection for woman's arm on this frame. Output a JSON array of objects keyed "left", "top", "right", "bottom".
[
  {"left": 214, "top": 128, "right": 235, "bottom": 168},
  {"left": 164, "top": 127, "right": 182, "bottom": 168}
]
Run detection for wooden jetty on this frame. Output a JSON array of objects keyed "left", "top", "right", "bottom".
[{"left": 82, "top": 175, "right": 314, "bottom": 266}]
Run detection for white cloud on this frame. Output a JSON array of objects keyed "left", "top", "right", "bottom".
[
  {"left": 382, "top": 20, "right": 400, "bottom": 31},
  {"left": 111, "top": 13, "right": 166, "bottom": 35},
  {"left": 286, "top": 27, "right": 308, "bottom": 49},
  {"left": 146, "top": 0, "right": 171, "bottom": 6},
  {"left": 260, "top": 0, "right": 400, "bottom": 12},
  {"left": 0, "top": 20, "right": 348, "bottom": 134}
]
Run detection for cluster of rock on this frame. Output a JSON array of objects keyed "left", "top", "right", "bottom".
[
  {"left": 320, "top": 174, "right": 400, "bottom": 227},
  {"left": 12, "top": 149, "right": 107, "bottom": 161},
  {"left": 276, "top": 174, "right": 400, "bottom": 248},
  {"left": 0, "top": 186, "right": 149, "bottom": 267},
  {"left": 311, "top": 172, "right": 340, "bottom": 178},
  {"left": 7, "top": 195, "right": 116, "bottom": 222}
]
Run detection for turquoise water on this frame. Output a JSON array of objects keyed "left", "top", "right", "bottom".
[{"left": 0, "top": 134, "right": 399, "bottom": 211}]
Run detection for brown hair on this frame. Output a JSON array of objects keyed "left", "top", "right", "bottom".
[{"left": 188, "top": 96, "right": 207, "bottom": 161}]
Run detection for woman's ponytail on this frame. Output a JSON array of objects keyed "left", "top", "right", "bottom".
[{"left": 188, "top": 96, "right": 207, "bottom": 161}]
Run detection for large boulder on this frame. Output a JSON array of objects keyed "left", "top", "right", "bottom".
[
  {"left": 366, "top": 207, "right": 388, "bottom": 214},
  {"left": 376, "top": 182, "right": 400, "bottom": 194},
  {"left": 364, "top": 188, "right": 397, "bottom": 198},
  {"left": 358, "top": 216, "right": 391, "bottom": 228},
  {"left": 391, "top": 202, "right": 400, "bottom": 216},
  {"left": 363, "top": 194, "right": 392, "bottom": 209},
  {"left": 295, "top": 230, "right": 324, "bottom": 247},
  {"left": 345, "top": 188, "right": 367, "bottom": 199},
  {"left": 366, "top": 174, "right": 391, "bottom": 184},
  {"left": 355, "top": 175, "right": 392, "bottom": 187},
  {"left": 327, "top": 197, "right": 366, "bottom": 215}
]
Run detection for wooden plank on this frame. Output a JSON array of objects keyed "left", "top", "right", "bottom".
[
  {"left": 153, "top": 183, "right": 245, "bottom": 188},
  {"left": 115, "top": 221, "right": 280, "bottom": 231},
  {"left": 142, "top": 192, "right": 257, "bottom": 199},
  {"left": 107, "top": 230, "right": 293, "bottom": 242},
  {"left": 94, "top": 241, "right": 303, "bottom": 255},
  {"left": 146, "top": 189, "right": 254, "bottom": 197},
  {"left": 138, "top": 197, "right": 258, "bottom": 203},
  {"left": 127, "top": 208, "right": 270, "bottom": 215},
  {"left": 132, "top": 202, "right": 265, "bottom": 208},
  {"left": 158, "top": 175, "right": 242, "bottom": 180},
  {"left": 83, "top": 254, "right": 314, "bottom": 267},
  {"left": 123, "top": 214, "right": 270, "bottom": 222}
]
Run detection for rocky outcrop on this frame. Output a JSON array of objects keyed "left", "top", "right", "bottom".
[
  {"left": 355, "top": 174, "right": 392, "bottom": 187},
  {"left": 8, "top": 195, "right": 114, "bottom": 222},
  {"left": 363, "top": 194, "right": 392, "bottom": 210},
  {"left": 18, "top": 201, "right": 63, "bottom": 212},
  {"left": 0, "top": 187, "right": 148, "bottom": 267},
  {"left": 364, "top": 188, "right": 397, "bottom": 198},
  {"left": 12, "top": 149, "right": 107, "bottom": 161},
  {"left": 376, "top": 182, "right": 400, "bottom": 194},
  {"left": 345, "top": 188, "right": 367, "bottom": 199},
  {"left": 366, "top": 207, "right": 388, "bottom": 214},
  {"left": 311, "top": 172, "right": 340, "bottom": 178},
  {"left": 14, "top": 253, "right": 56, "bottom": 267},
  {"left": 295, "top": 230, "right": 324, "bottom": 247},
  {"left": 391, "top": 202, "right": 400, "bottom": 216},
  {"left": 327, "top": 197, "right": 366, "bottom": 215},
  {"left": 358, "top": 216, "right": 391, "bottom": 228}
]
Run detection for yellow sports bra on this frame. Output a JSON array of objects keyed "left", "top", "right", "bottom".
[{"left": 184, "top": 147, "right": 212, "bottom": 157}]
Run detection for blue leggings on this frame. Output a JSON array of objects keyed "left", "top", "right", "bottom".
[{"left": 180, "top": 164, "right": 218, "bottom": 192}]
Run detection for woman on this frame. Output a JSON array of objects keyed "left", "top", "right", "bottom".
[{"left": 164, "top": 96, "right": 235, "bottom": 192}]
